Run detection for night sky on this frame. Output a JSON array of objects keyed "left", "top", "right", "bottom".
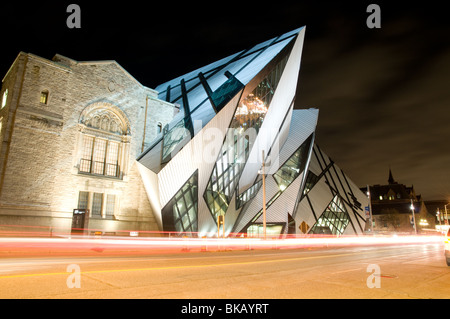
[{"left": 1, "top": 1, "right": 449, "bottom": 201}]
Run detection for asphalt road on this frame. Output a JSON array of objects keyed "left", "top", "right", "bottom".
[{"left": 0, "top": 241, "right": 448, "bottom": 299}]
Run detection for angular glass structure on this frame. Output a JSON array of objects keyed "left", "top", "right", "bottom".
[
  {"left": 161, "top": 171, "right": 198, "bottom": 236},
  {"left": 137, "top": 27, "right": 369, "bottom": 237},
  {"left": 237, "top": 133, "right": 313, "bottom": 232},
  {"left": 273, "top": 134, "right": 312, "bottom": 191},
  {"left": 203, "top": 50, "right": 290, "bottom": 222},
  {"left": 310, "top": 195, "right": 350, "bottom": 235},
  {"left": 236, "top": 180, "right": 262, "bottom": 209},
  {"left": 161, "top": 118, "right": 191, "bottom": 163},
  {"left": 302, "top": 170, "right": 319, "bottom": 197}
]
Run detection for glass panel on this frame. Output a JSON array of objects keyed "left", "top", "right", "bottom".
[
  {"left": 188, "top": 206, "right": 197, "bottom": 224},
  {"left": 184, "top": 190, "right": 193, "bottom": 209},
  {"left": 40, "top": 91, "right": 48, "bottom": 104},
  {"left": 273, "top": 134, "right": 312, "bottom": 191},
  {"left": 204, "top": 54, "right": 290, "bottom": 222},
  {"left": 105, "top": 194, "right": 115, "bottom": 217},
  {"left": 105, "top": 141, "right": 119, "bottom": 177},
  {"left": 161, "top": 119, "right": 191, "bottom": 162},
  {"left": 92, "top": 139, "right": 107, "bottom": 174},
  {"left": 309, "top": 195, "right": 350, "bottom": 235},
  {"left": 302, "top": 170, "right": 319, "bottom": 197},
  {"left": 236, "top": 180, "right": 262, "bottom": 209},
  {"left": 247, "top": 224, "right": 283, "bottom": 238},
  {"left": 244, "top": 134, "right": 313, "bottom": 229},
  {"left": 210, "top": 75, "right": 244, "bottom": 111},
  {"left": 80, "top": 136, "right": 94, "bottom": 173},
  {"left": 162, "top": 171, "right": 198, "bottom": 236},
  {"left": 92, "top": 193, "right": 103, "bottom": 217},
  {"left": 1, "top": 89, "right": 7, "bottom": 109},
  {"left": 77, "top": 191, "right": 89, "bottom": 210}
]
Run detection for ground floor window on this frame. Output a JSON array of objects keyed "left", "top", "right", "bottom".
[
  {"left": 247, "top": 224, "right": 284, "bottom": 238},
  {"left": 77, "top": 191, "right": 117, "bottom": 219}
]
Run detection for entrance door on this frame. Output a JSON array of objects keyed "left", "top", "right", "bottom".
[{"left": 71, "top": 209, "right": 89, "bottom": 235}]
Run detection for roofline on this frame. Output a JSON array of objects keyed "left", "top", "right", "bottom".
[
  {"left": 68, "top": 55, "right": 157, "bottom": 94},
  {"left": 2, "top": 52, "right": 158, "bottom": 96}
]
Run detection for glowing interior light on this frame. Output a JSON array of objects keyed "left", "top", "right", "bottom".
[
  {"left": 236, "top": 94, "right": 268, "bottom": 117},
  {"left": 419, "top": 219, "right": 429, "bottom": 226}
]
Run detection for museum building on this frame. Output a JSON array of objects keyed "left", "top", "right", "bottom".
[{"left": 0, "top": 27, "right": 368, "bottom": 237}]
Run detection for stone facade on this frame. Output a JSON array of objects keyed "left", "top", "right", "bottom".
[{"left": 0, "top": 52, "right": 176, "bottom": 236}]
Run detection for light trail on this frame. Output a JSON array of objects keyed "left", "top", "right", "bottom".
[
  {"left": 0, "top": 244, "right": 441, "bottom": 280},
  {"left": 0, "top": 234, "right": 445, "bottom": 258}
]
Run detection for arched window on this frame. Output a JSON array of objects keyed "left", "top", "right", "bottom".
[{"left": 78, "top": 102, "right": 131, "bottom": 179}]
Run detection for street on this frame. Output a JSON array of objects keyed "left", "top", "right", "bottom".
[{"left": 0, "top": 237, "right": 448, "bottom": 299}]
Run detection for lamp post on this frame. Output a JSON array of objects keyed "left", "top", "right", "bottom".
[
  {"left": 445, "top": 204, "right": 449, "bottom": 226},
  {"left": 366, "top": 185, "right": 373, "bottom": 232},
  {"left": 410, "top": 199, "right": 417, "bottom": 235},
  {"left": 437, "top": 209, "right": 442, "bottom": 226},
  {"left": 261, "top": 150, "right": 267, "bottom": 240}
]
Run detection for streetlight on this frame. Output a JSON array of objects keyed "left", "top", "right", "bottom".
[
  {"left": 410, "top": 199, "right": 417, "bottom": 235},
  {"left": 366, "top": 185, "right": 373, "bottom": 232},
  {"left": 261, "top": 150, "right": 267, "bottom": 240},
  {"left": 444, "top": 204, "right": 449, "bottom": 226},
  {"left": 437, "top": 208, "right": 442, "bottom": 226}
]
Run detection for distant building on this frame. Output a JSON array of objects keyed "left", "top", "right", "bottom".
[{"left": 363, "top": 169, "right": 436, "bottom": 233}]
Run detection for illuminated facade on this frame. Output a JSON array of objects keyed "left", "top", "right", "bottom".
[
  {"left": 0, "top": 53, "right": 175, "bottom": 235},
  {"left": 137, "top": 27, "right": 369, "bottom": 237},
  {"left": 0, "top": 27, "right": 368, "bottom": 237}
]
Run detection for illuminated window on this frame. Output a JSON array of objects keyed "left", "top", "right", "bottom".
[
  {"left": 204, "top": 54, "right": 289, "bottom": 222},
  {"left": 105, "top": 194, "right": 116, "bottom": 217},
  {"left": 273, "top": 134, "right": 312, "bottom": 191},
  {"left": 79, "top": 136, "right": 120, "bottom": 177},
  {"left": 1, "top": 89, "right": 7, "bottom": 109},
  {"left": 310, "top": 195, "right": 350, "bottom": 235},
  {"left": 40, "top": 90, "right": 49, "bottom": 104},
  {"left": 91, "top": 193, "right": 103, "bottom": 217},
  {"left": 247, "top": 224, "right": 283, "bottom": 238},
  {"left": 161, "top": 171, "right": 198, "bottom": 236},
  {"left": 78, "top": 104, "right": 129, "bottom": 179},
  {"left": 77, "top": 191, "right": 89, "bottom": 210},
  {"left": 77, "top": 191, "right": 117, "bottom": 219},
  {"left": 243, "top": 134, "right": 314, "bottom": 229},
  {"left": 161, "top": 118, "right": 191, "bottom": 162}
]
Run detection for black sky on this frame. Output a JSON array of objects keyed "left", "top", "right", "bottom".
[{"left": 1, "top": 1, "right": 449, "bottom": 201}]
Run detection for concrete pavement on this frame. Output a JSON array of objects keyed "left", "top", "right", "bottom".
[{"left": 0, "top": 242, "right": 448, "bottom": 299}]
